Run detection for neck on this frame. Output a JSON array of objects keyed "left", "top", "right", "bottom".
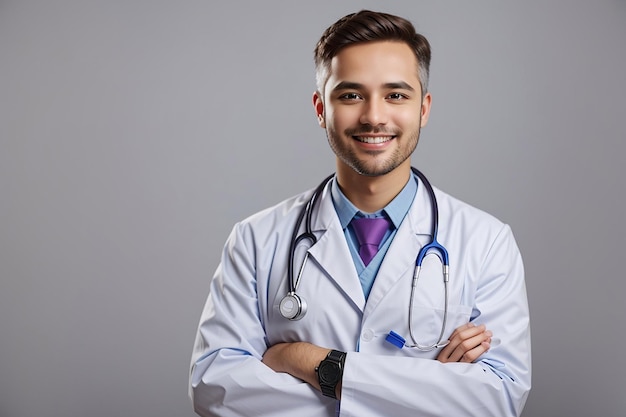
[{"left": 336, "top": 162, "right": 411, "bottom": 213}]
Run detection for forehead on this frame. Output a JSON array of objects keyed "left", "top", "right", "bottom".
[{"left": 327, "top": 41, "right": 420, "bottom": 90}]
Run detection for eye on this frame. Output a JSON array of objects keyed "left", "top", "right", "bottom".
[
  {"left": 339, "top": 92, "right": 362, "bottom": 101},
  {"left": 387, "top": 92, "right": 408, "bottom": 100}
]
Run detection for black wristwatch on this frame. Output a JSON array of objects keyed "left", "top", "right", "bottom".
[{"left": 315, "top": 349, "right": 346, "bottom": 399}]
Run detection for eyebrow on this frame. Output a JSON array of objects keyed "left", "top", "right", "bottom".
[{"left": 332, "top": 81, "right": 416, "bottom": 92}]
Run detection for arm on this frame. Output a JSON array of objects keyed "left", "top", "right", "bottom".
[
  {"left": 262, "top": 342, "right": 331, "bottom": 393},
  {"left": 262, "top": 323, "right": 493, "bottom": 400},
  {"left": 265, "top": 224, "right": 530, "bottom": 417},
  {"left": 338, "top": 224, "right": 531, "bottom": 416},
  {"left": 189, "top": 222, "right": 336, "bottom": 417}
]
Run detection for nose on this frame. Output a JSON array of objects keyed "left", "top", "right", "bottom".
[{"left": 359, "top": 99, "right": 388, "bottom": 126}]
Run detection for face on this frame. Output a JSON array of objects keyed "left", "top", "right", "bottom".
[{"left": 314, "top": 41, "right": 431, "bottom": 177}]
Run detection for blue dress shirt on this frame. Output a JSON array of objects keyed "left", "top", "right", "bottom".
[{"left": 330, "top": 174, "right": 418, "bottom": 299}]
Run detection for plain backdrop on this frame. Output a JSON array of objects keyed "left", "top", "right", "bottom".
[{"left": 1, "top": 1, "right": 625, "bottom": 416}]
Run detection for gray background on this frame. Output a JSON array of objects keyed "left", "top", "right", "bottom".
[{"left": 1, "top": 1, "right": 625, "bottom": 416}]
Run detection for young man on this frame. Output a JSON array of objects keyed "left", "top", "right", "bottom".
[{"left": 190, "top": 10, "right": 531, "bottom": 417}]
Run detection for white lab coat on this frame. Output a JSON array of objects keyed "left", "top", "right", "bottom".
[{"left": 190, "top": 176, "right": 531, "bottom": 417}]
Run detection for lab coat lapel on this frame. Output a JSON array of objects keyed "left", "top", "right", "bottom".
[
  {"left": 363, "top": 178, "right": 433, "bottom": 319},
  {"left": 306, "top": 184, "right": 366, "bottom": 312}
]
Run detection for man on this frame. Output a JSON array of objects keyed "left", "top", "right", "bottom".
[{"left": 190, "top": 10, "right": 531, "bottom": 417}]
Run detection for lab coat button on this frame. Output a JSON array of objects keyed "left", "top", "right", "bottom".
[{"left": 362, "top": 328, "right": 374, "bottom": 342}]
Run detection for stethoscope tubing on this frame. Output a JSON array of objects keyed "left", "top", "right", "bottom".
[
  {"left": 283, "top": 168, "right": 450, "bottom": 351},
  {"left": 407, "top": 168, "right": 450, "bottom": 350},
  {"left": 287, "top": 174, "right": 333, "bottom": 293}
]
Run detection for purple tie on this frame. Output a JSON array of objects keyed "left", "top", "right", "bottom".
[{"left": 351, "top": 217, "right": 391, "bottom": 266}]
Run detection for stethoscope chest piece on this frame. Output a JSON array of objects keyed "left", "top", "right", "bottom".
[{"left": 279, "top": 292, "right": 307, "bottom": 320}]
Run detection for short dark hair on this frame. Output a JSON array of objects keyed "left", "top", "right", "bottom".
[{"left": 314, "top": 10, "right": 431, "bottom": 96}]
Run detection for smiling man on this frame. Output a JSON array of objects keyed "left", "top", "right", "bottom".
[
  {"left": 190, "top": 10, "right": 531, "bottom": 417},
  {"left": 314, "top": 40, "right": 431, "bottom": 213}
]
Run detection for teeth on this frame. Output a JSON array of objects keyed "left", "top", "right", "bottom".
[{"left": 355, "top": 136, "right": 393, "bottom": 144}]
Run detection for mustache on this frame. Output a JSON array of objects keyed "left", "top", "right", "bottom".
[{"left": 344, "top": 126, "right": 400, "bottom": 136}]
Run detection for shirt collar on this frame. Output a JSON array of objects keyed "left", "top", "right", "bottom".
[{"left": 330, "top": 173, "right": 418, "bottom": 229}]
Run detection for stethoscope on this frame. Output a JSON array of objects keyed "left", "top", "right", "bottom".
[{"left": 279, "top": 167, "right": 450, "bottom": 351}]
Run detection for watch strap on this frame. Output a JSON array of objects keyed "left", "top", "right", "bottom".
[{"left": 320, "top": 380, "right": 339, "bottom": 399}]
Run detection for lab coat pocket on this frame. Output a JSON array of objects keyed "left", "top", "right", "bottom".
[
  {"left": 410, "top": 254, "right": 472, "bottom": 341},
  {"left": 410, "top": 304, "right": 473, "bottom": 345}
]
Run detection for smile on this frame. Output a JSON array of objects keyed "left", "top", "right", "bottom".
[{"left": 353, "top": 136, "right": 395, "bottom": 144}]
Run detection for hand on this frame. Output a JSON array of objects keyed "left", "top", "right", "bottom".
[{"left": 436, "top": 323, "right": 492, "bottom": 363}]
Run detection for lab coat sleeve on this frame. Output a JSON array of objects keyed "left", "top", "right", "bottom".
[
  {"left": 339, "top": 224, "right": 531, "bottom": 417},
  {"left": 189, "top": 221, "right": 336, "bottom": 417}
]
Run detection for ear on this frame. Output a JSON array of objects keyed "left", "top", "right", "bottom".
[
  {"left": 420, "top": 92, "right": 432, "bottom": 128},
  {"left": 312, "top": 91, "right": 326, "bottom": 128}
]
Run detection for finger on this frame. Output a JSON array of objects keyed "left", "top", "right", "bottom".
[
  {"left": 446, "top": 322, "right": 477, "bottom": 341},
  {"left": 438, "top": 324, "right": 480, "bottom": 359},
  {"left": 448, "top": 331, "right": 492, "bottom": 363},
  {"left": 440, "top": 329, "right": 492, "bottom": 363},
  {"left": 449, "top": 323, "right": 487, "bottom": 344},
  {"left": 459, "top": 340, "right": 491, "bottom": 363},
  {"left": 438, "top": 324, "right": 487, "bottom": 362}
]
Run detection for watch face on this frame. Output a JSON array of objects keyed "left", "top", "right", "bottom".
[{"left": 318, "top": 361, "right": 340, "bottom": 384}]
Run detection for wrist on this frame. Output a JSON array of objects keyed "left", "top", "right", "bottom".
[{"left": 315, "top": 349, "right": 346, "bottom": 399}]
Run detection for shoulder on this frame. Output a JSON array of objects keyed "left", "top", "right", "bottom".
[
  {"left": 427, "top": 187, "right": 523, "bottom": 274},
  {"left": 430, "top": 186, "right": 516, "bottom": 248},
  {"left": 228, "top": 188, "right": 315, "bottom": 244},
  {"left": 433, "top": 187, "right": 504, "bottom": 228}
]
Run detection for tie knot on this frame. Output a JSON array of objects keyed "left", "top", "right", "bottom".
[
  {"left": 351, "top": 217, "right": 391, "bottom": 266},
  {"left": 352, "top": 217, "right": 391, "bottom": 246}
]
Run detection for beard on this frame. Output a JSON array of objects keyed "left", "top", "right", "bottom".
[{"left": 325, "top": 124, "right": 421, "bottom": 177}]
